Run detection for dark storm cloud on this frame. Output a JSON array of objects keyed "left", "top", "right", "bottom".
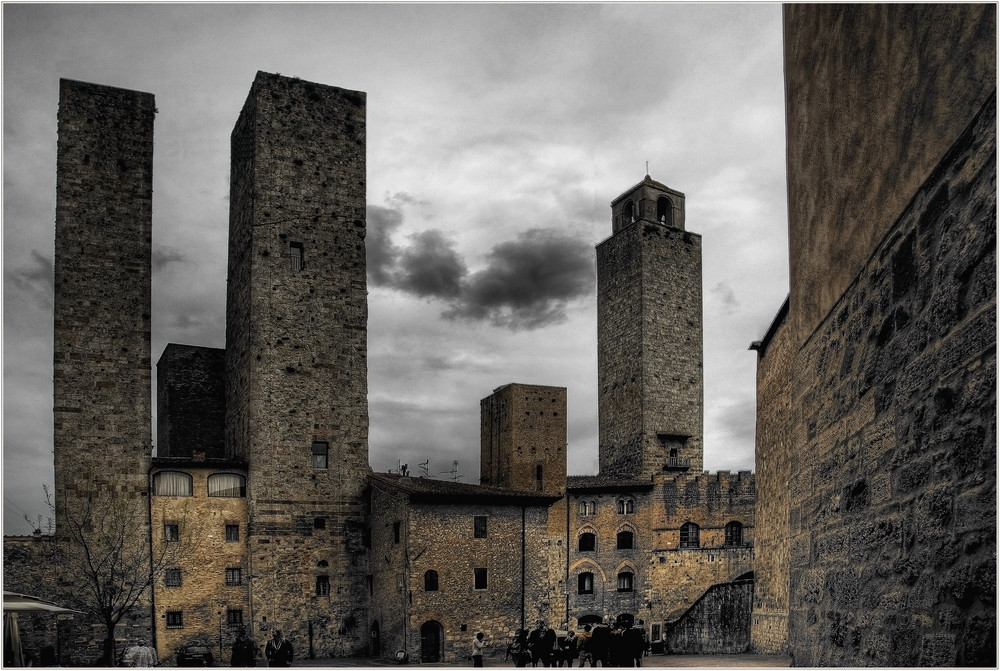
[
  {"left": 444, "top": 229, "right": 595, "bottom": 330},
  {"left": 369, "top": 212, "right": 595, "bottom": 331},
  {"left": 366, "top": 204, "right": 404, "bottom": 286},
  {"left": 5, "top": 250, "right": 53, "bottom": 308},
  {"left": 397, "top": 230, "right": 467, "bottom": 298},
  {"left": 152, "top": 247, "right": 188, "bottom": 273}
]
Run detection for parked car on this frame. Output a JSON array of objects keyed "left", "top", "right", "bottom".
[{"left": 176, "top": 644, "right": 214, "bottom": 667}]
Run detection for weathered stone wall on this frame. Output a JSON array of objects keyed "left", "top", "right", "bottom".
[
  {"left": 149, "top": 464, "right": 249, "bottom": 662},
  {"left": 53, "top": 78, "right": 154, "bottom": 529},
  {"left": 772, "top": 5, "right": 997, "bottom": 666},
  {"left": 664, "top": 578, "right": 753, "bottom": 654},
  {"left": 225, "top": 71, "right": 370, "bottom": 657},
  {"left": 480, "top": 383, "right": 567, "bottom": 496},
  {"left": 156, "top": 344, "right": 226, "bottom": 459},
  {"left": 749, "top": 301, "right": 792, "bottom": 654},
  {"left": 567, "top": 471, "right": 754, "bottom": 646},
  {"left": 597, "top": 179, "right": 704, "bottom": 478},
  {"left": 784, "top": 4, "right": 996, "bottom": 344},
  {"left": 786, "top": 94, "right": 996, "bottom": 666}
]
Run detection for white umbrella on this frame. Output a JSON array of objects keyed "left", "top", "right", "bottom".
[{"left": 3, "top": 591, "right": 82, "bottom": 613}]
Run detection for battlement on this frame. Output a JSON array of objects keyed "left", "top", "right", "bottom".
[{"left": 655, "top": 470, "right": 756, "bottom": 519}]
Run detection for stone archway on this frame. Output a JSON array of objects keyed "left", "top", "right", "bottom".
[{"left": 419, "top": 620, "right": 443, "bottom": 663}]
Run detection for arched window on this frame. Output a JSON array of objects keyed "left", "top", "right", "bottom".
[
  {"left": 578, "top": 572, "right": 594, "bottom": 595},
  {"left": 578, "top": 533, "right": 596, "bottom": 552},
  {"left": 207, "top": 473, "right": 246, "bottom": 498},
  {"left": 680, "top": 522, "right": 700, "bottom": 548},
  {"left": 579, "top": 500, "right": 596, "bottom": 516},
  {"left": 725, "top": 521, "right": 744, "bottom": 547},
  {"left": 617, "top": 530, "right": 635, "bottom": 550},
  {"left": 424, "top": 570, "right": 439, "bottom": 591},
  {"left": 617, "top": 498, "right": 634, "bottom": 514},
  {"left": 622, "top": 200, "right": 635, "bottom": 226},
  {"left": 153, "top": 471, "right": 192, "bottom": 496},
  {"left": 656, "top": 196, "right": 673, "bottom": 226},
  {"left": 617, "top": 571, "right": 634, "bottom": 592}
]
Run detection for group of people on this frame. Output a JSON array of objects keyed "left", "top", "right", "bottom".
[
  {"left": 504, "top": 618, "right": 648, "bottom": 668},
  {"left": 231, "top": 628, "right": 294, "bottom": 667}
]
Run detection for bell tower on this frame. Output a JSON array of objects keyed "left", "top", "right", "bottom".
[{"left": 596, "top": 175, "right": 704, "bottom": 478}]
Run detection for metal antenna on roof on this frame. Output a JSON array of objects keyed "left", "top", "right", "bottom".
[
  {"left": 646, "top": 161, "right": 649, "bottom": 177},
  {"left": 418, "top": 460, "right": 429, "bottom": 478},
  {"left": 440, "top": 460, "right": 461, "bottom": 482}
]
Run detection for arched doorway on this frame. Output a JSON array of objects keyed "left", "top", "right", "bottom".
[
  {"left": 370, "top": 620, "right": 381, "bottom": 657},
  {"left": 420, "top": 621, "right": 443, "bottom": 663}
]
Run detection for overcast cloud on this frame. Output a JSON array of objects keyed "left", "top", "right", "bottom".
[{"left": 3, "top": 3, "right": 789, "bottom": 534}]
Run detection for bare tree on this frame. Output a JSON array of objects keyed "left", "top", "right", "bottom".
[{"left": 50, "top": 482, "right": 194, "bottom": 665}]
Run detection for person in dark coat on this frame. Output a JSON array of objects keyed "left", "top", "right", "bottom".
[
  {"left": 265, "top": 629, "right": 293, "bottom": 667},
  {"left": 232, "top": 628, "right": 257, "bottom": 667},
  {"left": 587, "top": 620, "right": 611, "bottom": 668},
  {"left": 624, "top": 624, "right": 645, "bottom": 667}
]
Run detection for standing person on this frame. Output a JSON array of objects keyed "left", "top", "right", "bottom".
[
  {"left": 624, "top": 623, "right": 645, "bottom": 667},
  {"left": 232, "top": 628, "right": 258, "bottom": 667},
  {"left": 577, "top": 626, "right": 593, "bottom": 668},
  {"left": 510, "top": 629, "right": 530, "bottom": 668},
  {"left": 559, "top": 631, "right": 578, "bottom": 668},
  {"left": 265, "top": 629, "right": 293, "bottom": 667},
  {"left": 588, "top": 620, "right": 610, "bottom": 668},
  {"left": 472, "top": 632, "right": 486, "bottom": 667}
]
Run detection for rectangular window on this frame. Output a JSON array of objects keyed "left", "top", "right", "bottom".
[
  {"left": 651, "top": 624, "right": 661, "bottom": 642},
  {"left": 312, "top": 441, "right": 329, "bottom": 469},
  {"left": 227, "top": 609, "right": 243, "bottom": 626},
  {"left": 226, "top": 524, "right": 240, "bottom": 542},
  {"left": 474, "top": 516, "right": 488, "bottom": 538},
  {"left": 474, "top": 567, "right": 488, "bottom": 590},
  {"left": 316, "top": 575, "right": 330, "bottom": 596},
  {"left": 289, "top": 242, "right": 304, "bottom": 271},
  {"left": 166, "top": 611, "right": 183, "bottom": 629},
  {"left": 164, "top": 524, "right": 179, "bottom": 542},
  {"left": 393, "top": 521, "right": 401, "bottom": 544},
  {"left": 617, "top": 572, "right": 634, "bottom": 592},
  {"left": 165, "top": 569, "right": 182, "bottom": 587},
  {"left": 225, "top": 568, "right": 242, "bottom": 586},
  {"left": 578, "top": 573, "right": 594, "bottom": 594}
]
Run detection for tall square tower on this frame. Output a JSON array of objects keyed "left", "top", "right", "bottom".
[
  {"left": 225, "top": 72, "right": 370, "bottom": 655},
  {"left": 596, "top": 176, "right": 704, "bottom": 478},
  {"left": 53, "top": 79, "right": 155, "bottom": 527}
]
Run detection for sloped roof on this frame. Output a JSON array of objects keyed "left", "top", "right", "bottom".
[
  {"left": 567, "top": 474, "right": 655, "bottom": 494},
  {"left": 609, "top": 174, "right": 680, "bottom": 206},
  {"left": 369, "top": 472, "right": 561, "bottom": 506}
]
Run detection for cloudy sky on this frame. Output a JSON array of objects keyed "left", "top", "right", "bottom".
[{"left": 3, "top": 3, "right": 789, "bottom": 535}]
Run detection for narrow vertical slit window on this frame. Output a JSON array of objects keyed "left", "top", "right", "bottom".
[{"left": 289, "top": 242, "right": 304, "bottom": 271}]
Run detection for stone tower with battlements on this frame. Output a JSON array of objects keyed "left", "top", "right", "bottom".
[
  {"left": 596, "top": 176, "right": 704, "bottom": 479},
  {"left": 53, "top": 79, "right": 155, "bottom": 528},
  {"left": 225, "top": 71, "right": 370, "bottom": 656}
]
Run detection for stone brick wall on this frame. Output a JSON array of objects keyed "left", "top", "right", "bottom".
[
  {"left": 480, "top": 383, "right": 567, "bottom": 496},
  {"left": 749, "top": 301, "right": 791, "bottom": 654},
  {"left": 369, "top": 477, "right": 554, "bottom": 664},
  {"left": 156, "top": 344, "right": 225, "bottom": 459},
  {"left": 664, "top": 578, "right": 753, "bottom": 654},
  {"left": 767, "top": 5, "right": 998, "bottom": 666},
  {"left": 784, "top": 4, "right": 996, "bottom": 344},
  {"left": 53, "top": 78, "right": 154, "bottom": 530},
  {"left": 785, "top": 95, "right": 996, "bottom": 666},
  {"left": 597, "top": 179, "right": 704, "bottom": 478},
  {"left": 224, "top": 72, "right": 370, "bottom": 657},
  {"left": 567, "top": 471, "right": 754, "bottom": 647},
  {"left": 149, "top": 464, "right": 249, "bottom": 662}
]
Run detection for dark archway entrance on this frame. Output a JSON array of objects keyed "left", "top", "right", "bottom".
[
  {"left": 420, "top": 621, "right": 443, "bottom": 663},
  {"left": 370, "top": 620, "right": 381, "bottom": 657}
]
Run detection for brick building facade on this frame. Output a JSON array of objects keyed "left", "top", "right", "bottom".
[{"left": 5, "top": 71, "right": 754, "bottom": 665}]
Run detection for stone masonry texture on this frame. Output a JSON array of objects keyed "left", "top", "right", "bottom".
[
  {"left": 597, "top": 178, "right": 704, "bottom": 478},
  {"left": 752, "top": 5, "right": 997, "bottom": 666},
  {"left": 156, "top": 344, "right": 226, "bottom": 459},
  {"left": 53, "top": 78, "right": 154, "bottom": 527},
  {"left": 225, "top": 71, "right": 370, "bottom": 657}
]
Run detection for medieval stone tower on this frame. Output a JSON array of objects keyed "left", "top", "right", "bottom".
[
  {"left": 480, "top": 383, "right": 568, "bottom": 496},
  {"left": 53, "top": 80, "right": 155, "bottom": 527},
  {"left": 225, "top": 71, "right": 370, "bottom": 654},
  {"left": 596, "top": 176, "right": 704, "bottom": 478}
]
